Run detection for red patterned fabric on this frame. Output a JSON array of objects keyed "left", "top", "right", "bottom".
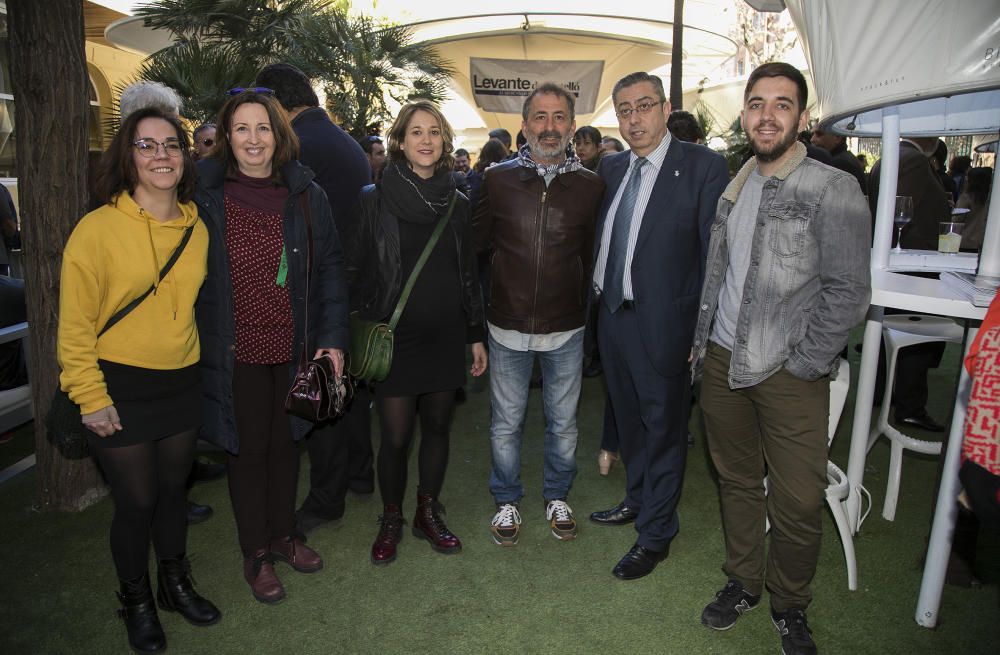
[
  {"left": 224, "top": 192, "right": 293, "bottom": 365},
  {"left": 964, "top": 296, "right": 1000, "bottom": 477}
]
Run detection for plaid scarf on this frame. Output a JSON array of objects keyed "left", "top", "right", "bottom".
[{"left": 516, "top": 143, "right": 582, "bottom": 177}]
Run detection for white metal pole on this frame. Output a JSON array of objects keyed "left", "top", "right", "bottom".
[
  {"left": 976, "top": 164, "right": 1000, "bottom": 277},
  {"left": 873, "top": 107, "right": 899, "bottom": 266},
  {"left": 915, "top": 327, "right": 976, "bottom": 628}
]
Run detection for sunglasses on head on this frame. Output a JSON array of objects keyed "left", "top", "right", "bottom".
[{"left": 226, "top": 87, "right": 275, "bottom": 96}]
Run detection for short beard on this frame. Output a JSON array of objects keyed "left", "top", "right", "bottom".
[
  {"left": 751, "top": 129, "right": 798, "bottom": 163},
  {"left": 527, "top": 131, "right": 571, "bottom": 162}
]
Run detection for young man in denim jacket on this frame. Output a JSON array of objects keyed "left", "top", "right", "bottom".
[{"left": 690, "top": 62, "right": 871, "bottom": 655}]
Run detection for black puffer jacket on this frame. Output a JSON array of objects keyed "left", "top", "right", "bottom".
[
  {"left": 194, "top": 158, "right": 349, "bottom": 453},
  {"left": 344, "top": 184, "right": 485, "bottom": 344}
]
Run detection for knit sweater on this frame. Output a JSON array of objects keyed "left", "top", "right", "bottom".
[{"left": 57, "top": 192, "right": 208, "bottom": 413}]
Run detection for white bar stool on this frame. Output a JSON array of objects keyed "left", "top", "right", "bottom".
[{"left": 866, "top": 314, "right": 964, "bottom": 521}]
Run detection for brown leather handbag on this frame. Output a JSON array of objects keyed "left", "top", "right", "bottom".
[{"left": 284, "top": 195, "right": 353, "bottom": 422}]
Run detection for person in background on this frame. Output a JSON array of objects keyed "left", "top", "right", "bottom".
[
  {"left": 453, "top": 148, "right": 471, "bottom": 173},
  {"left": 58, "top": 107, "right": 220, "bottom": 654},
  {"left": 949, "top": 155, "right": 972, "bottom": 204},
  {"left": 466, "top": 138, "right": 509, "bottom": 212},
  {"left": 958, "top": 167, "right": 994, "bottom": 251},
  {"left": 192, "top": 123, "right": 216, "bottom": 161},
  {"left": 574, "top": 126, "right": 603, "bottom": 172},
  {"left": 195, "top": 90, "right": 349, "bottom": 604},
  {"left": 346, "top": 100, "right": 487, "bottom": 565},
  {"left": 488, "top": 127, "right": 513, "bottom": 156},
  {"left": 810, "top": 125, "right": 867, "bottom": 194},
  {"left": 359, "top": 135, "right": 387, "bottom": 183},
  {"left": 255, "top": 62, "right": 374, "bottom": 538},
  {"left": 667, "top": 110, "right": 706, "bottom": 144},
  {"left": 856, "top": 152, "right": 868, "bottom": 171},
  {"left": 932, "top": 139, "right": 958, "bottom": 200},
  {"left": 600, "top": 136, "right": 624, "bottom": 154},
  {"left": 0, "top": 184, "right": 19, "bottom": 277}
]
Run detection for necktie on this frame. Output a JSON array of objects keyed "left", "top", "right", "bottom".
[{"left": 602, "top": 157, "right": 647, "bottom": 312}]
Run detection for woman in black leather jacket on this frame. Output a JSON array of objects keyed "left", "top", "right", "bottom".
[{"left": 346, "top": 100, "right": 486, "bottom": 565}]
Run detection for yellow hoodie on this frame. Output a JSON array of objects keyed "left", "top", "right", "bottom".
[{"left": 57, "top": 192, "right": 208, "bottom": 414}]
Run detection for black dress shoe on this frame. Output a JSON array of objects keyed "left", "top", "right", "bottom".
[
  {"left": 895, "top": 410, "right": 945, "bottom": 432},
  {"left": 186, "top": 501, "right": 213, "bottom": 525},
  {"left": 189, "top": 459, "right": 227, "bottom": 484},
  {"left": 612, "top": 543, "right": 668, "bottom": 580},
  {"left": 589, "top": 502, "right": 639, "bottom": 525}
]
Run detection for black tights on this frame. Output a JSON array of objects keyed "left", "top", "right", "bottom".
[
  {"left": 90, "top": 430, "right": 197, "bottom": 581},
  {"left": 376, "top": 390, "right": 455, "bottom": 506}
]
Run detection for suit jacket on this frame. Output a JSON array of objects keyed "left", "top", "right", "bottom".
[
  {"left": 868, "top": 141, "right": 950, "bottom": 251},
  {"left": 594, "top": 138, "right": 728, "bottom": 377}
]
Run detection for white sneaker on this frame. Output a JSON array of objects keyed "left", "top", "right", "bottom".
[
  {"left": 490, "top": 503, "right": 521, "bottom": 546},
  {"left": 545, "top": 499, "right": 577, "bottom": 540}
]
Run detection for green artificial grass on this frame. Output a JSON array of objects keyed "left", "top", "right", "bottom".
[{"left": 1, "top": 336, "right": 998, "bottom": 654}]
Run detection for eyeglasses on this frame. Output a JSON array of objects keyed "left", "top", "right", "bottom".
[
  {"left": 133, "top": 138, "right": 183, "bottom": 158},
  {"left": 615, "top": 101, "right": 664, "bottom": 120},
  {"left": 226, "top": 87, "right": 274, "bottom": 96}
]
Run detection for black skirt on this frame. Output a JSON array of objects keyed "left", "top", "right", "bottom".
[{"left": 86, "top": 360, "right": 201, "bottom": 449}]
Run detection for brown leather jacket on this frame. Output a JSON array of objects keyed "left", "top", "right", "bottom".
[{"left": 472, "top": 159, "right": 605, "bottom": 334}]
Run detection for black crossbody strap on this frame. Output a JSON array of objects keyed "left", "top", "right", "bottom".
[
  {"left": 387, "top": 193, "right": 457, "bottom": 331},
  {"left": 98, "top": 224, "right": 195, "bottom": 338},
  {"left": 298, "top": 193, "right": 313, "bottom": 364}
]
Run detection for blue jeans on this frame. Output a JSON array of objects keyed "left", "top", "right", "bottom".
[{"left": 488, "top": 331, "right": 583, "bottom": 503}]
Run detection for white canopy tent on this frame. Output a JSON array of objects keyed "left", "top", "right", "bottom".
[{"left": 750, "top": 0, "right": 1000, "bottom": 630}]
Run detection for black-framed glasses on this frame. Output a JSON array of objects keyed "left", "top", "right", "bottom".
[
  {"left": 133, "top": 138, "right": 183, "bottom": 158},
  {"left": 615, "top": 100, "right": 664, "bottom": 120},
  {"left": 226, "top": 87, "right": 274, "bottom": 96}
]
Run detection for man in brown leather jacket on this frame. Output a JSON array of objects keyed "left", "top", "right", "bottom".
[{"left": 472, "top": 82, "right": 605, "bottom": 548}]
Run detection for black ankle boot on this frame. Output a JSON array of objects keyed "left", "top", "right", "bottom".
[
  {"left": 156, "top": 555, "right": 221, "bottom": 626},
  {"left": 117, "top": 573, "right": 166, "bottom": 654}
]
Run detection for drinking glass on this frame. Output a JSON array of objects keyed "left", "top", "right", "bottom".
[{"left": 893, "top": 196, "right": 913, "bottom": 253}]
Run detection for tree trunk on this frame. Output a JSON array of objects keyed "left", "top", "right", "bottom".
[
  {"left": 670, "top": 0, "right": 685, "bottom": 110},
  {"left": 8, "top": 0, "right": 106, "bottom": 511}
]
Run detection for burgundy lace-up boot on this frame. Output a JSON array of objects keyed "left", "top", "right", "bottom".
[
  {"left": 411, "top": 489, "right": 462, "bottom": 554},
  {"left": 371, "top": 504, "right": 405, "bottom": 565}
]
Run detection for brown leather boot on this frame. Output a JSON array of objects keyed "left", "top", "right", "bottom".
[
  {"left": 269, "top": 535, "right": 323, "bottom": 573},
  {"left": 243, "top": 549, "right": 285, "bottom": 604},
  {"left": 371, "top": 504, "right": 404, "bottom": 565},
  {"left": 412, "top": 489, "right": 462, "bottom": 554}
]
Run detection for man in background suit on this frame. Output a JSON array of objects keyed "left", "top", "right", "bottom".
[{"left": 588, "top": 72, "right": 728, "bottom": 579}]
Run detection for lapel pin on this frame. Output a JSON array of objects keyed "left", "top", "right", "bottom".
[{"left": 674, "top": 170, "right": 680, "bottom": 177}]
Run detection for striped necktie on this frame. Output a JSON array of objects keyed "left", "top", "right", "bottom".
[{"left": 602, "top": 157, "right": 647, "bottom": 312}]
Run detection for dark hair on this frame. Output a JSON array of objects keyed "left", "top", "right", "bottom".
[
  {"left": 667, "top": 110, "right": 705, "bottom": 143},
  {"left": 965, "top": 167, "right": 993, "bottom": 206},
  {"left": 612, "top": 72, "right": 666, "bottom": 105},
  {"left": 193, "top": 123, "right": 215, "bottom": 141},
  {"left": 949, "top": 155, "right": 972, "bottom": 175},
  {"left": 386, "top": 100, "right": 456, "bottom": 173},
  {"left": 521, "top": 82, "right": 576, "bottom": 121},
  {"left": 95, "top": 107, "right": 196, "bottom": 206},
  {"left": 254, "top": 63, "right": 319, "bottom": 111},
  {"left": 212, "top": 91, "right": 300, "bottom": 183},
  {"left": 601, "top": 136, "right": 624, "bottom": 152},
  {"left": 488, "top": 128, "right": 512, "bottom": 149},
  {"left": 475, "top": 138, "right": 509, "bottom": 173},
  {"left": 574, "top": 126, "right": 601, "bottom": 145},
  {"left": 932, "top": 139, "right": 949, "bottom": 167},
  {"left": 744, "top": 62, "right": 808, "bottom": 111},
  {"left": 516, "top": 131, "right": 527, "bottom": 149},
  {"left": 454, "top": 148, "right": 469, "bottom": 158},
  {"left": 358, "top": 134, "right": 383, "bottom": 155}
]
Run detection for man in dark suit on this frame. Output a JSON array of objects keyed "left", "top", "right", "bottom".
[
  {"left": 588, "top": 72, "right": 728, "bottom": 579},
  {"left": 256, "top": 63, "right": 374, "bottom": 535}
]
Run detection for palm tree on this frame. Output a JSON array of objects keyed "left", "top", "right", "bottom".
[{"left": 132, "top": 0, "right": 453, "bottom": 135}]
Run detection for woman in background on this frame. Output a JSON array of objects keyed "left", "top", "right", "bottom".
[
  {"left": 195, "top": 90, "right": 349, "bottom": 603},
  {"left": 347, "top": 100, "right": 487, "bottom": 565},
  {"left": 58, "top": 107, "right": 219, "bottom": 654}
]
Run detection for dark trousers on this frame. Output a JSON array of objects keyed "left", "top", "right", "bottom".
[
  {"left": 228, "top": 362, "right": 299, "bottom": 555},
  {"left": 700, "top": 343, "right": 829, "bottom": 611},
  {"left": 299, "top": 385, "right": 374, "bottom": 521},
  {"left": 598, "top": 302, "right": 690, "bottom": 551}
]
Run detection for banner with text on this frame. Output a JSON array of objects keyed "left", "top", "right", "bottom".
[{"left": 469, "top": 58, "right": 604, "bottom": 114}]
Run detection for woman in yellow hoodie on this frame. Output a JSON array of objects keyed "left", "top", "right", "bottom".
[{"left": 57, "top": 107, "right": 219, "bottom": 654}]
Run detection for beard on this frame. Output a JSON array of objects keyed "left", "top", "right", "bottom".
[
  {"left": 527, "top": 129, "right": 572, "bottom": 161},
  {"left": 750, "top": 124, "right": 798, "bottom": 163}
]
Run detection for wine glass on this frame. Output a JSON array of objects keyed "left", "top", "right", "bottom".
[{"left": 893, "top": 196, "right": 913, "bottom": 253}]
